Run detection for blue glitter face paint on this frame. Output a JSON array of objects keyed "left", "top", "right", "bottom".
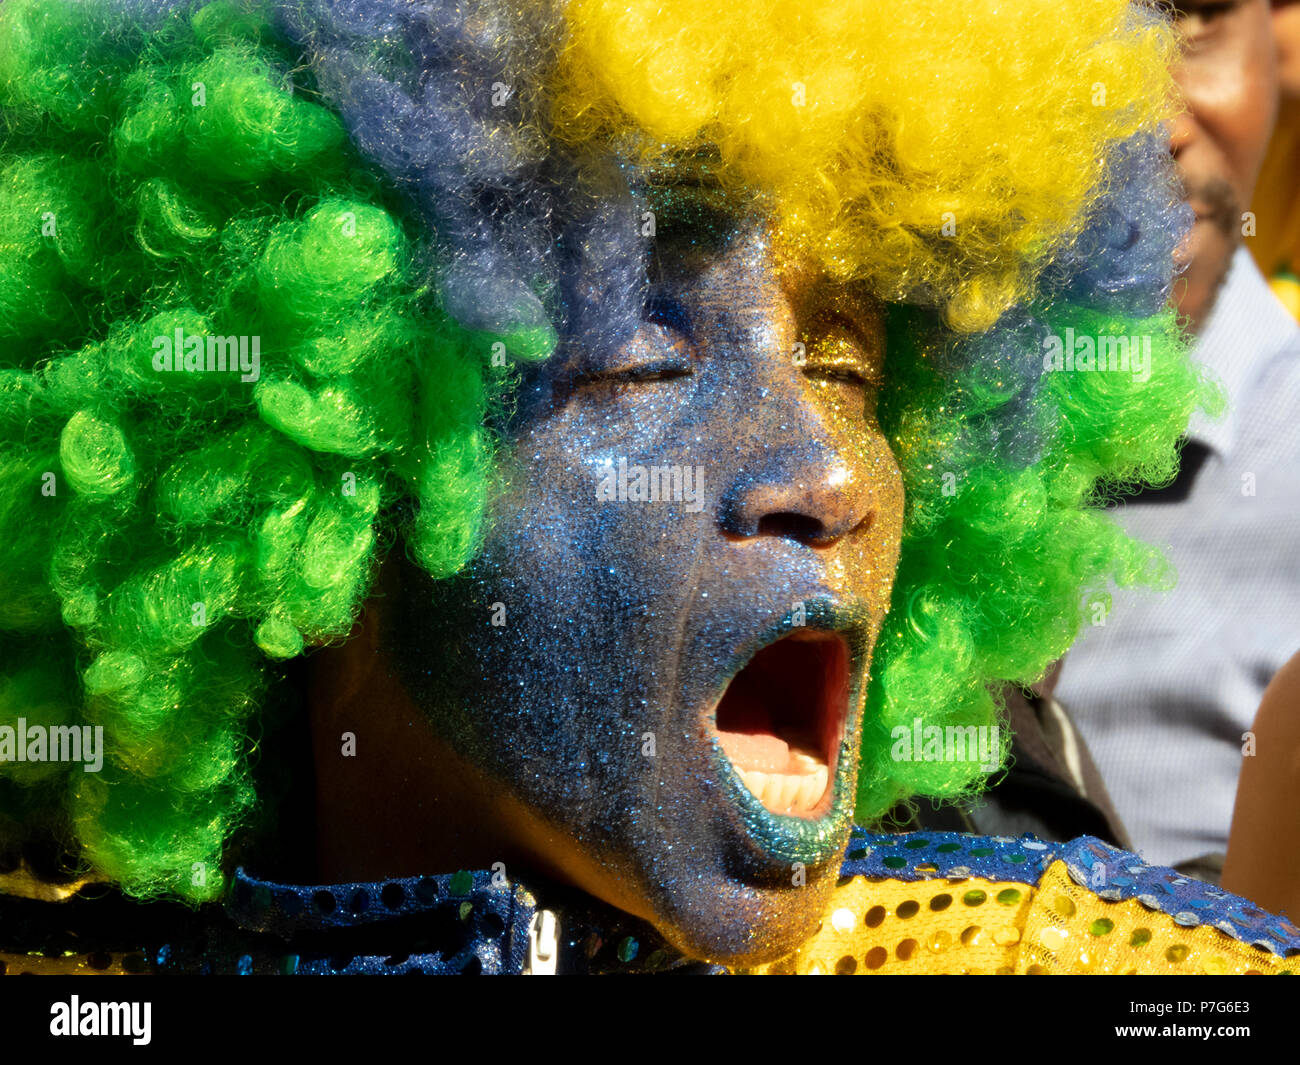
[{"left": 394, "top": 221, "right": 904, "bottom": 964}]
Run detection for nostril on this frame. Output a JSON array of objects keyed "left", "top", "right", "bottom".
[{"left": 756, "top": 512, "right": 827, "bottom": 544}]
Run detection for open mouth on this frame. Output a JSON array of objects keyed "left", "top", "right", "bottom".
[{"left": 712, "top": 631, "right": 851, "bottom": 819}]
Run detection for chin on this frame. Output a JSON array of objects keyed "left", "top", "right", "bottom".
[
  {"left": 648, "top": 865, "right": 842, "bottom": 967},
  {"left": 1175, "top": 218, "right": 1236, "bottom": 328}
]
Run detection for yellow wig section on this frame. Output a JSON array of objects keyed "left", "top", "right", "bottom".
[{"left": 552, "top": 0, "right": 1179, "bottom": 332}]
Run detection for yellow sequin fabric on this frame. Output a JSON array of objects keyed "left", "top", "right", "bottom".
[
  {"left": 748, "top": 862, "right": 1299, "bottom": 975},
  {"left": 0, "top": 951, "right": 141, "bottom": 975}
]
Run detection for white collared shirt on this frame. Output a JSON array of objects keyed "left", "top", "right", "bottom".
[{"left": 1056, "top": 246, "right": 1300, "bottom": 869}]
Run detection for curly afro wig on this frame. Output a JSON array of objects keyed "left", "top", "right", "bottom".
[{"left": 0, "top": 0, "right": 1216, "bottom": 899}]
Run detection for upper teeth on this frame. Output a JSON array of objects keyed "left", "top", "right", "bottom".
[{"left": 735, "top": 759, "right": 829, "bottom": 815}]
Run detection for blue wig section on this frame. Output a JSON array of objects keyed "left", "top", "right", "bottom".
[
  {"left": 272, "top": 0, "right": 649, "bottom": 356},
  {"left": 1039, "top": 132, "right": 1192, "bottom": 318},
  {"left": 923, "top": 130, "right": 1190, "bottom": 470}
]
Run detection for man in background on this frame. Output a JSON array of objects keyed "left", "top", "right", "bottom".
[{"left": 1055, "top": 0, "right": 1300, "bottom": 883}]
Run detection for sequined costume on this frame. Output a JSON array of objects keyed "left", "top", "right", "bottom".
[
  {"left": 756, "top": 832, "right": 1300, "bottom": 975},
  {"left": 3, "top": 833, "right": 1296, "bottom": 975}
]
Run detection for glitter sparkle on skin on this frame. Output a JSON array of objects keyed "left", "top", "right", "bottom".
[{"left": 386, "top": 219, "right": 904, "bottom": 965}]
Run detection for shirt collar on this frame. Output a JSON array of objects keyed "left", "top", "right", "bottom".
[
  {"left": 1186, "top": 245, "right": 1300, "bottom": 456},
  {"left": 224, "top": 865, "right": 722, "bottom": 974}
]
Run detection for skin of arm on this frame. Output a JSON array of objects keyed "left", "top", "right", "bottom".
[{"left": 1223, "top": 646, "right": 1300, "bottom": 918}]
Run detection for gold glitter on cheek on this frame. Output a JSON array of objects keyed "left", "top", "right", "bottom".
[
  {"left": 797, "top": 314, "right": 905, "bottom": 645},
  {"left": 821, "top": 420, "right": 904, "bottom": 629}
]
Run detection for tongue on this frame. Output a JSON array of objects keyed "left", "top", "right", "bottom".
[
  {"left": 714, "top": 687, "right": 827, "bottom": 773},
  {"left": 716, "top": 727, "right": 791, "bottom": 773}
]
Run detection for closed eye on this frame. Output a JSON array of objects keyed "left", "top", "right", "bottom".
[
  {"left": 583, "top": 360, "right": 694, "bottom": 384},
  {"left": 572, "top": 321, "right": 695, "bottom": 386},
  {"left": 802, "top": 318, "right": 885, "bottom": 389},
  {"left": 805, "top": 364, "right": 875, "bottom": 387},
  {"left": 1158, "top": 0, "right": 1240, "bottom": 41},
  {"left": 1160, "top": 1, "right": 1237, "bottom": 19}
]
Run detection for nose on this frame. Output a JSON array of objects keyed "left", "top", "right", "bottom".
[
  {"left": 701, "top": 226, "right": 880, "bottom": 549},
  {"left": 717, "top": 442, "right": 874, "bottom": 546},
  {"left": 1168, "top": 106, "right": 1195, "bottom": 158}
]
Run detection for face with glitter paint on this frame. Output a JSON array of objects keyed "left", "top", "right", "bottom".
[{"left": 359, "top": 215, "right": 906, "bottom": 965}]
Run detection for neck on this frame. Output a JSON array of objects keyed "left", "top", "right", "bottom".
[
  {"left": 308, "top": 590, "right": 531, "bottom": 880},
  {"left": 304, "top": 560, "right": 653, "bottom": 925}
]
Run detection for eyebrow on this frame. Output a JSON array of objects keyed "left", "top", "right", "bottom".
[
  {"left": 637, "top": 162, "right": 747, "bottom": 273},
  {"left": 799, "top": 279, "right": 884, "bottom": 339},
  {"left": 632, "top": 162, "right": 884, "bottom": 367}
]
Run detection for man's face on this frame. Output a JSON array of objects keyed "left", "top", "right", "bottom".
[
  {"left": 397, "top": 221, "right": 904, "bottom": 964},
  {"left": 1273, "top": 0, "right": 1300, "bottom": 99},
  {"left": 1167, "top": 0, "right": 1279, "bottom": 329}
]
